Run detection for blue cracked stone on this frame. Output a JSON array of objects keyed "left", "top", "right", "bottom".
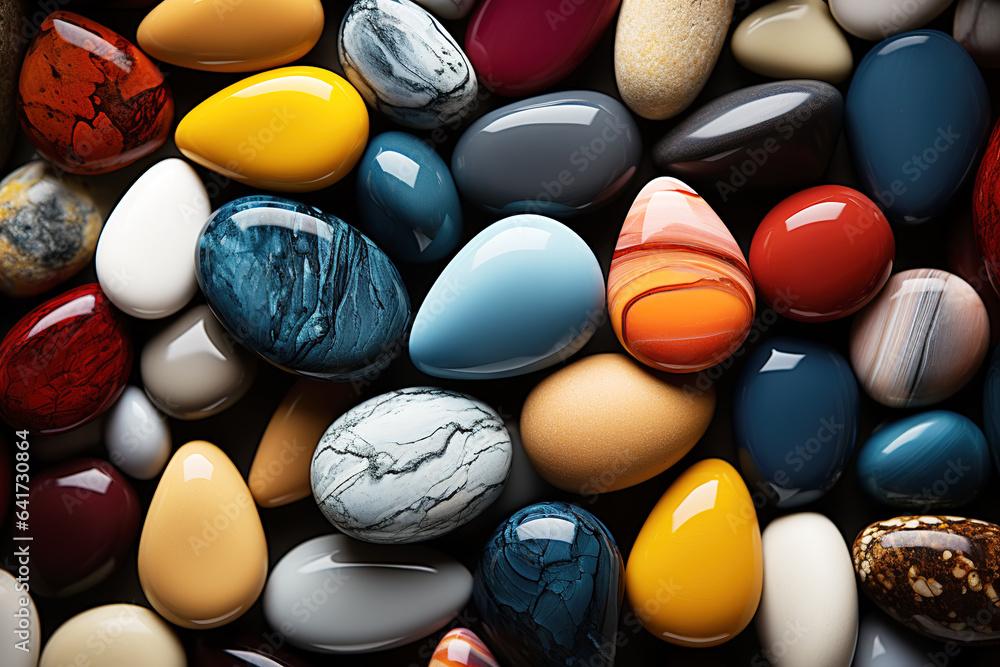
[{"left": 195, "top": 195, "right": 410, "bottom": 382}]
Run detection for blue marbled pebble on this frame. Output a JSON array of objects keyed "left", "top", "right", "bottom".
[
  {"left": 733, "top": 337, "right": 859, "bottom": 508},
  {"left": 356, "top": 132, "right": 462, "bottom": 263},
  {"left": 474, "top": 502, "right": 623, "bottom": 667},
  {"left": 196, "top": 196, "right": 410, "bottom": 382},
  {"left": 856, "top": 410, "right": 990, "bottom": 510}
]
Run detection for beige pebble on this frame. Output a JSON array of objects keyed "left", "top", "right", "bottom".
[{"left": 40, "top": 604, "right": 185, "bottom": 667}]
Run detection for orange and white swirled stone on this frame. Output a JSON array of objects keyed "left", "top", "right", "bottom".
[
  {"left": 429, "top": 628, "right": 499, "bottom": 667},
  {"left": 607, "top": 177, "right": 755, "bottom": 373}
]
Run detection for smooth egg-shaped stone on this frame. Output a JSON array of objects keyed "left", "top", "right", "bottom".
[
  {"left": 850, "top": 269, "right": 989, "bottom": 408},
  {"left": 139, "top": 440, "right": 268, "bottom": 629},
  {"left": 356, "top": 131, "right": 462, "bottom": 263},
  {"left": 757, "top": 513, "right": 858, "bottom": 667},
  {"left": 451, "top": 91, "right": 641, "bottom": 218},
  {"left": 263, "top": 534, "right": 472, "bottom": 653},
  {"left": 408, "top": 214, "right": 604, "bottom": 379},
  {"left": 955, "top": 0, "right": 1000, "bottom": 68},
  {"left": 430, "top": 629, "right": 500, "bottom": 667},
  {"left": 846, "top": 30, "right": 990, "bottom": 224},
  {"left": 96, "top": 159, "right": 209, "bottom": 319},
  {"left": 30, "top": 458, "right": 140, "bottom": 597},
  {"left": 141, "top": 305, "right": 257, "bottom": 420},
  {"left": 608, "top": 177, "right": 755, "bottom": 373},
  {"left": 104, "top": 385, "right": 171, "bottom": 480},
  {"left": 0, "top": 283, "right": 131, "bottom": 433},
  {"left": 197, "top": 196, "right": 410, "bottom": 381},
  {"left": 734, "top": 337, "right": 859, "bottom": 508},
  {"left": 175, "top": 66, "right": 368, "bottom": 192},
  {"left": 750, "top": 185, "right": 895, "bottom": 322},
  {"left": 312, "top": 387, "right": 512, "bottom": 543},
  {"left": 626, "top": 458, "right": 763, "bottom": 647},
  {"left": 984, "top": 344, "right": 1000, "bottom": 473},
  {"left": 474, "top": 502, "right": 623, "bottom": 667},
  {"left": 339, "top": 0, "right": 477, "bottom": 129},
  {"left": 854, "top": 516, "right": 1000, "bottom": 643},
  {"left": 521, "top": 353, "right": 716, "bottom": 493},
  {"left": 465, "top": 0, "right": 621, "bottom": 96},
  {"left": 832, "top": 0, "right": 954, "bottom": 39},
  {"left": 653, "top": 80, "right": 843, "bottom": 195},
  {"left": 975, "top": 120, "right": 1000, "bottom": 293},
  {"left": 0, "top": 569, "right": 39, "bottom": 667},
  {"left": 732, "top": 0, "right": 853, "bottom": 84},
  {"left": 857, "top": 411, "right": 991, "bottom": 509},
  {"left": 39, "top": 604, "right": 185, "bottom": 667},
  {"left": 250, "top": 379, "right": 357, "bottom": 508},
  {"left": 137, "top": 0, "right": 324, "bottom": 72},
  {"left": 0, "top": 161, "right": 101, "bottom": 297},
  {"left": 854, "top": 612, "right": 937, "bottom": 667}
]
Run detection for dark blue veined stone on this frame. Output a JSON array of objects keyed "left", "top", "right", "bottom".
[
  {"left": 473, "top": 501, "right": 623, "bottom": 667},
  {"left": 846, "top": 29, "right": 990, "bottom": 224},
  {"left": 195, "top": 196, "right": 410, "bottom": 382},
  {"left": 856, "top": 410, "right": 990, "bottom": 509},
  {"left": 356, "top": 131, "right": 462, "bottom": 263},
  {"left": 733, "top": 337, "right": 859, "bottom": 508},
  {"left": 982, "top": 343, "right": 1000, "bottom": 474}
]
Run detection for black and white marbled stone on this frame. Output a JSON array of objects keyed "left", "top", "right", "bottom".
[
  {"left": 310, "top": 387, "right": 512, "bottom": 543},
  {"left": 338, "top": 0, "right": 478, "bottom": 129}
]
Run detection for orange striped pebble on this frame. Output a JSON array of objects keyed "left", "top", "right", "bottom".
[{"left": 429, "top": 628, "right": 499, "bottom": 667}]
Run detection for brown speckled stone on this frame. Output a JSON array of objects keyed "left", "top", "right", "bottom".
[
  {"left": 0, "top": 0, "right": 24, "bottom": 166},
  {"left": 853, "top": 516, "right": 1000, "bottom": 644}
]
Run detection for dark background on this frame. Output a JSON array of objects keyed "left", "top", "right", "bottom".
[{"left": 4, "top": 0, "right": 1000, "bottom": 664}]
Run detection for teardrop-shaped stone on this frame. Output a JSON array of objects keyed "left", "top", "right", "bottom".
[
  {"left": 175, "top": 66, "right": 368, "bottom": 192},
  {"left": 137, "top": 0, "right": 324, "bottom": 73},
  {"left": 408, "top": 214, "right": 605, "bottom": 379},
  {"left": 138, "top": 440, "right": 268, "bottom": 629},
  {"left": 608, "top": 177, "right": 755, "bottom": 373},
  {"left": 625, "top": 458, "right": 763, "bottom": 647},
  {"left": 39, "top": 604, "right": 185, "bottom": 667},
  {"left": 474, "top": 501, "right": 623, "bottom": 666},
  {"left": 0, "top": 569, "right": 39, "bottom": 667}
]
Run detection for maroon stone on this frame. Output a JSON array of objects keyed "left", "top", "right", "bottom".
[{"left": 974, "top": 118, "right": 1000, "bottom": 296}]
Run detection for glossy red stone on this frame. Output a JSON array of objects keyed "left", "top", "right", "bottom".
[
  {"left": 749, "top": 185, "right": 895, "bottom": 322},
  {"left": 0, "top": 283, "right": 132, "bottom": 434},
  {"left": 30, "top": 458, "right": 140, "bottom": 597},
  {"left": 17, "top": 12, "right": 173, "bottom": 174},
  {"left": 974, "top": 118, "right": 1000, "bottom": 296},
  {"left": 465, "top": 0, "right": 621, "bottom": 97}
]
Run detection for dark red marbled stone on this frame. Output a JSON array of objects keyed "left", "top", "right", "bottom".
[
  {"left": 974, "top": 119, "right": 1000, "bottom": 296},
  {"left": 29, "top": 457, "right": 140, "bottom": 597},
  {"left": 0, "top": 283, "right": 132, "bottom": 434},
  {"left": 17, "top": 11, "right": 173, "bottom": 174}
]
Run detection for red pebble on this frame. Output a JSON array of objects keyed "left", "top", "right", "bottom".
[
  {"left": 0, "top": 283, "right": 132, "bottom": 433},
  {"left": 974, "top": 119, "right": 1000, "bottom": 296}
]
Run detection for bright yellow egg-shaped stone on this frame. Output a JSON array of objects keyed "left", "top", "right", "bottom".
[
  {"left": 174, "top": 66, "right": 369, "bottom": 192},
  {"left": 625, "top": 458, "right": 763, "bottom": 647},
  {"left": 138, "top": 440, "right": 268, "bottom": 629},
  {"left": 137, "top": 0, "right": 324, "bottom": 73}
]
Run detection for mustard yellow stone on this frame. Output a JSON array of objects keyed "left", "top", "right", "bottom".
[
  {"left": 40, "top": 604, "right": 186, "bottom": 667},
  {"left": 138, "top": 440, "right": 268, "bottom": 630},
  {"left": 137, "top": 0, "right": 324, "bottom": 73},
  {"left": 174, "top": 66, "right": 369, "bottom": 192},
  {"left": 625, "top": 458, "right": 763, "bottom": 647}
]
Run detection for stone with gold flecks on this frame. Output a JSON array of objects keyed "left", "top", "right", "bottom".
[
  {"left": 853, "top": 515, "right": 1000, "bottom": 644},
  {"left": 138, "top": 440, "right": 268, "bottom": 629},
  {"left": 430, "top": 628, "right": 499, "bottom": 667}
]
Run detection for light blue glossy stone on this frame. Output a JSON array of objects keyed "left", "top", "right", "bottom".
[
  {"left": 408, "top": 214, "right": 604, "bottom": 379},
  {"left": 857, "top": 410, "right": 990, "bottom": 510},
  {"left": 356, "top": 131, "right": 462, "bottom": 263},
  {"left": 981, "top": 343, "right": 1000, "bottom": 474},
  {"left": 846, "top": 29, "right": 990, "bottom": 224}
]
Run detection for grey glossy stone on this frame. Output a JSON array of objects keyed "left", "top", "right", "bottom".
[
  {"left": 854, "top": 613, "right": 936, "bottom": 666},
  {"left": 451, "top": 91, "right": 641, "bottom": 218},
  {"left": 262, "top": 534, "right": 472, "bottom": 654},
  {"left": 955, "top": 0, "right": 1000, "bottom": 68},
  {"left": 652, "top": 80, "right": 843, "bottom": 199}
]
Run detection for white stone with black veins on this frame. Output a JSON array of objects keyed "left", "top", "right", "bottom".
[
  {"left": 310, "top": 387, "right": 512, "bottom": 543},
  {"left": 338, "top": 0, "right": 478, "bottom": 129}
]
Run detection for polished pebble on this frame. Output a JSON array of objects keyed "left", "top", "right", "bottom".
[
  {"left": 104, "top": 385, "right": 172, "bottom": 480},
  {"left": 854, "top": 612, "right": 937, "bottom": 666},
  {"left": 474, "top": 502, "right": 623, "bottom": 666},
  {"left": 831, "top": 0, "right": 955, "bottom": 39},
  {"left": 0, "top": 567, "right": 39, "bottom": 667},
  {"left": 40, "top": 604, "right": 185, "bottom": 667},
  {"left": 850, "top": 269, "right": 989, "bottom": 408},
  {"left": 139, "top": 441, "right": 268, "bottom": 629},
  {"left": 430, "top": 629, "right": 499, "bottom": 667},
  {"left": 409, "top": 214, "right": 604, "bottom": 378},
  {"left": 608, "top": 177, "right": 755, "bottom": 372},
  {"left": 954, "top": 0, "right": 1000, "bottom": 67},
  {"left": 0, "top": 161, "right": 101, "bottom": 297},
  {"left": 312, "top": 387, "right": 512, "bottom": 543},
  {"left": 974, "top": 119, "right": 1000, "bottom": 292},
  {"left": 141, "top": 305, "right": 257, "bottom": 420},
  {"left": 263, "top": 534, "right": 472, "bottom": 653},
  {"left": 521, "top": 353, "right": 716, "bottom": 493},
  {"left": 96, "top": 158, "right": 210, "bottom": 319}
]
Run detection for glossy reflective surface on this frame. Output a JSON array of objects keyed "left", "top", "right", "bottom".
[
  {"left": 175, "top": 66, "right": 368, "bottom": 192},
  {"left": 853, "top": 613, "right": 936, "bottom": 667},
  {"left": 430, "top": 628, "right": 500, "bottom": 667},
  {"left": 474, "top": 502, "right": 623, "bottom": 667},
  {"left": 39, "top": 604, "right": 185, "bottom": 667},
  {"left": 191, "top": 637, "right": 311, "bottom": 667},
  {"left": 104, "top": 385, "right": 172, "bottom": 480},
  {"left": 409, "top": 214, "right": 605, "bottom": 379},
  {"left": 0, "top": 570, "right": 39, "bottom": 667},
  {"left": 974, "top": 119, "right": 1000, "bottom": 293}
]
